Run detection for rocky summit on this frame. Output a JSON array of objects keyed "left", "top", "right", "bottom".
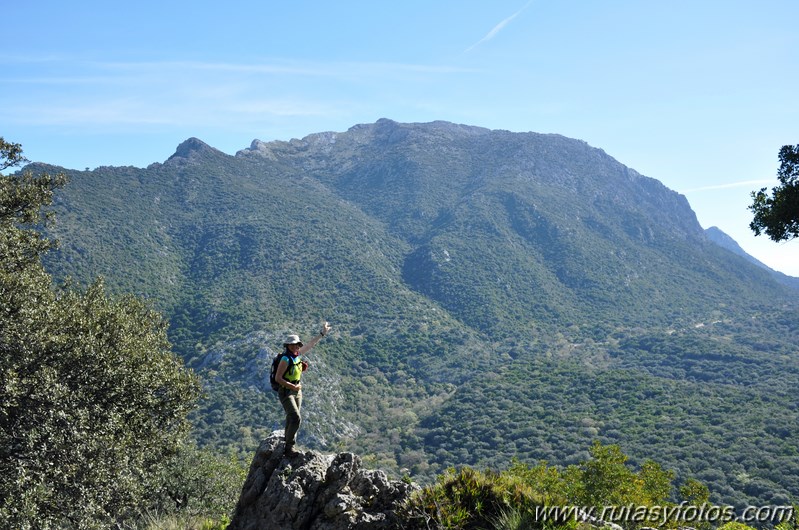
[{"left": 228, "top": 431, "right": 418, "bottom": 530}]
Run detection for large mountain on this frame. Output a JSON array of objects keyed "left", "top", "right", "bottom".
[{"left": 36, "top": 119, "right": 798, "bottom": 509}]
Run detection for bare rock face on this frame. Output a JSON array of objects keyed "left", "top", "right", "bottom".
[{"left": 228, "top": 432, "right": 418, "bottom": 530}]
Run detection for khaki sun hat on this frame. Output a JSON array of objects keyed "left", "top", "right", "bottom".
[{"left": 283, "top": 334, "right": 303, "bottom": 346}]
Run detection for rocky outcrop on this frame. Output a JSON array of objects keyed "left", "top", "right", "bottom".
[
  {"left": 228, "top": 431, "right": 419, "bottom": 530},
  {"left": 165, "top": 137, "right": 222, "bottom": 165}
]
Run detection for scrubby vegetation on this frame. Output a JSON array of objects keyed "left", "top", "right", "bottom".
[
  {"left": 5, "top": 121, "right": 799, "bottom": 527},
  {"left": 401, "top": 442, "right": 796, "bottom": 530},
  {"left": 0, "top": 140, "right": 241, "bottom": 528}
]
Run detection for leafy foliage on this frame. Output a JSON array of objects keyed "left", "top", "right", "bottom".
[
  {"left": 0, "top": 143, "right": 201, "bottom": 528},
  {"left": 749, "top": 144, "right": 799, "bottom": 241},
  {"left": 150, "top": 442, "right": 247, "bottom": 519},
  {"left": 417, "top": 313, "right": 799, "bottom": 509},
  {"left": 0, "top": 136, "right": 27, "bottom": 171},
  {"left": 402, "top": 442, "right": 705, "bottom": 530}
]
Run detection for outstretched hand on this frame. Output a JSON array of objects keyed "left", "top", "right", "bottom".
[{"left": 321, "top": 321, "right": 332, "bottom": 336}]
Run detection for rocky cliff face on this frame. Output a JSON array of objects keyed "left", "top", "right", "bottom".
[{"left": 228, "top": 431, "right": 418, "bottom": 530}]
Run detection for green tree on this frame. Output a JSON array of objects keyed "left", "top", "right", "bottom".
[
  {"left": 679, "top": 479, "right": 714, "bottom": 530},
  {"left": 566, "top": 441, "right": 639, "bottom": 506},
  {"left": 151, "top": 442, "right": 247, "bottom": 519},
  {"left": 679, "top": 478, "right": 710, "bottom": 506},
  {"left": 0, "top": 137, "right": 27, "bottom": 171},
  {"left": 749, "top": 144, "right": 799, "bottom": 241},
  {"left": 403, "top": 442, "right": 687, "bottom": 530},
  {"left": 0, "top": 139, "right": 201, "bottom": 528}
]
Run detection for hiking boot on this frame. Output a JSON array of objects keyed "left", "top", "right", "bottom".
[{"left": 284, "top": 446, "right": 300, "bottom": 458}]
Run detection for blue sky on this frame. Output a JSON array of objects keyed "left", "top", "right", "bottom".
[{"left": 3, "top": 1, "right": 798, "bottom": 275}]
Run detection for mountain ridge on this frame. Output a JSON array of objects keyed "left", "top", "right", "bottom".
[
  {"left": 33, "top": 119, "right": 799, "bottom": 508},
  {"left": 705, "top": 225, "right": 799, "bottom": 289}
]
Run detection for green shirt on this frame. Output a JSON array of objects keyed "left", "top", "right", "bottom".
[{"left": 282, "top": 354, "right": 303, "bottom": 383}]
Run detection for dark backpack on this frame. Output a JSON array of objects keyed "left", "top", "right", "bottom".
[
  {"left": 269, "top": 353, "right": 289, "bottom": 391},
  {"left": 269, "top": 351, "right": 298, "bottom": 392}
]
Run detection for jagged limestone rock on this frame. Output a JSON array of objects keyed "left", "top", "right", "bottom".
[{"left": 228, "top": 431, "right": 418, "bottom": 530}]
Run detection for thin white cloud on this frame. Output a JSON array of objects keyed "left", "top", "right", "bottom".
[
  {"left": 2, "top": 97, "right": 339, "bottom": 127},
  {"left": 0, "top": 57, "right": 478, "bottom": 95},
  {"left": 1, "top": 55, "right": 477, "bottom": 77},
  {"left": 466, "top": 0, "right": 534, "bottom": 52},
  {"left": 682, "top": 179, "right": 775, "bottom": 193},
  {"left": 5, "top": 100, "right": 177, "bottom": 126},
  {"left": 0, "top": 55, "right": 478, "bottom": 129}
]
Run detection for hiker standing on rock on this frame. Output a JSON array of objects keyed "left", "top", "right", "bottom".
[{"left": 275, "top": 321, "right": 332, "bottom": 457}]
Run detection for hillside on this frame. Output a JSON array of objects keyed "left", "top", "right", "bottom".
[
  {"left": 37, "top": 119, "right": 799, "bottom": 509},
  {"left": 706, "top": 226, "right": 799, "bottom": 290}
]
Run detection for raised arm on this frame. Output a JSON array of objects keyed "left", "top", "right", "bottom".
[{"left": 299, "top": 321, "right": 331, "bottom": 355}]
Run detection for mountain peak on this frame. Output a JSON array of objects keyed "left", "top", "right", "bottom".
[{"left": 166, "top": 137, "right": 220, "bottom": 163}]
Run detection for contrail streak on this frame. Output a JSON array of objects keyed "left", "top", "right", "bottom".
[{"left": 465, "top": 0, "right": 534, "bottom": 52}]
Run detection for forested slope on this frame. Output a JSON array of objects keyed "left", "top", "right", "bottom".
[{"left": 38, "top": 119, "right": 799, "bottom": 509}]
